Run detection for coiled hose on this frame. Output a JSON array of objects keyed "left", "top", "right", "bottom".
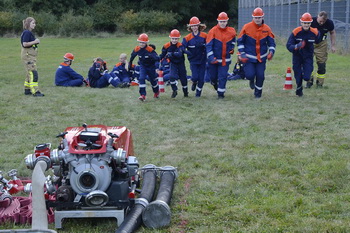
[{"left": 115, "top": 164, "right": 157, "bottom": 233}]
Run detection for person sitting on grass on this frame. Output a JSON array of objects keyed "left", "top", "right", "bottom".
[
  {"left": 86, "top": 57, "right": 124, "bottom": 88},
  {"left": 111, "top": 53, "right": 132, "bottom": 87},
  {"left": 55, "top": 53, "right": 85, "bottom": 87}
]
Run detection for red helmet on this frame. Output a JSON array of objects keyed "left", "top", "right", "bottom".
[
  {"left": 169, "top": 29, "right": 181, "bottom": 38},
  {"left": 137, "top": 33, "right": 149, "bottom": 43},
  {"left": 217, "top": 12, "right": 229, "bottom": 21},
  {"left": 252, "top": 7, "right": 264, "bottom": 17},
  {"left": 64, "top": 53, "right": 74, "bottom": 61},
  {"left": 300, "top": 13, "right": 313, "bottom": 23},
  {"left": 188, "top": 16, "right": 200, "bottom": 26}
]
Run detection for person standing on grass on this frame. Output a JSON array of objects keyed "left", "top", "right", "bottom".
[
  {"left": 129, "top": 33, "right": 160, "bottom": 101},
  {"left": 182, "top": 16, "right": 207, "bottom": 97},
  {"left": 306, "top": 11, "right": 336, "bottom": 88},
  {"left": 159, "top": 29, "right": 188, "bottom": 98},
  {"left": 55, "top": 53, "right": 85, "bottom": 87},
  {"left": 286, "top": 13, "right": 321, "bottom": 97},
  {"left": 206, "top": 12, "right": 236, "bottom": 99},
  {"left": 21, "top": 17, "right": 44, "bottom": 97},
  {"left": 237, "top": 7, "right": 275, "bottom": 99}
]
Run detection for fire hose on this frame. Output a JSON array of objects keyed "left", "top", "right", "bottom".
[
  {"left": 31, "top": 159, "right": 49, "bottom": 230},
  {"left": 142, "top": 166, "right": 177, "bottom": 229},
  {"left": 115, "top": 164, "right": 157, "bottom": 233}
]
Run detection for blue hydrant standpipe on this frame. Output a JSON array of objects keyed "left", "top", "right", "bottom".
[
  {"left": 116, "top": 164, "right": 157, "bottom": 233},
  {"left": 142, "top": 166, "right": 178, "bottom": 229}
]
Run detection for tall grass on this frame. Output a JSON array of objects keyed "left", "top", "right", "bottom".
[{"left": 0, "top": 36, "right": 349, "bottom": 232}]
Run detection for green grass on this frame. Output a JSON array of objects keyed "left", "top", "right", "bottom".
[{"left": 1, "top": 35, "right": 350, "bottom": 233}]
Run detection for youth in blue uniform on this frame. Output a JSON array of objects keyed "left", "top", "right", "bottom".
[
  {"left": 111, "top": 53, "right": 132, "bottom": 87},
  {"left": 182, "top": 17, "right": 207, "bottom": 97},
  {"left": 237, "top": 8, "right": 275, "bottom": 98},
  {"left": 55, "top": 53, "right": 84, "bottom": 87},
  {"left": 286, "top": 13, "right": 321, "bottom": 97},
  {"left": 129, "top": 33, "right": 160, "bottom": 101},
  {"left": 87, "top": 58, "right": 122, "bottom": 88},
  {"left": 160, "top": 29, "right": 188, "bottom": 98},
  {"left": 206, "top": 12, "right": 236, "bottom": 99}
]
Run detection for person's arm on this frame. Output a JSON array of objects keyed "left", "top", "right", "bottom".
[
  {"left": 329, "top": 30, "right": 336, "bottom": 53},
  {"left": 23, "top": 39, "right": 40, "bottom": 48}
]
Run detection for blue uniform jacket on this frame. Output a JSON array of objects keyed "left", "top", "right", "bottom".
[
  {"left": 182, "top": 32, "right": 207, "bottom": 64},
  {"left": 206, "top": 25, "right": 236, "bottom": 66},
  {"left": 88, "top": 62, "right": 104, "bottom": 88},
  {"left": 111, "top": 62, "right": 131, "bottom": 82},
  {"left": 286, "top": 26, "right": 320, "bottom": 58},
  {"left": 129, "top": 45, "right": 159, "bottom": 68},
  {"left": 159, "top": 42, "right": 186, "bottom": 64},
  {"left": 237, "top": 21, "right": 275, "bottom": 63},
  {"left": 55, "top": 63, "right": 84, "bottom": 86}
]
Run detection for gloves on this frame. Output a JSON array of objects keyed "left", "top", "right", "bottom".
[
  {"left": 229, "top": 49, "right": 234, "bottom": 54},
  {"left": 239, "top": 53, "right": 248, "bottom": 63},
  {"left": 210, "top": 57, "right": 218, "bottom": 64},
  {"left": 267, "top": 52, "right": 274, "bottom": 61},
  {"left": 294, "top": 41, "right": 306, "bottom": 50}
]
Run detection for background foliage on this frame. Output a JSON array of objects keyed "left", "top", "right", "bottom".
[{"left": 0, "top": 0, "right": 238, "bottom": 36}]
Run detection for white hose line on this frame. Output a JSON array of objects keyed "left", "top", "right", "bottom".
[{"left": 31, "top": 160, "right": 48, "bottom": 230}]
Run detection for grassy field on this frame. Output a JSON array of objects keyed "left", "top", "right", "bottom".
[{"left": 0, "top": 35, "right": 350, "bottom": 233}]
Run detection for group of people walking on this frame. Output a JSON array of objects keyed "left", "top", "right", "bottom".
[{"left": 20, "top": 8, "right": 336, "bottom": 99}]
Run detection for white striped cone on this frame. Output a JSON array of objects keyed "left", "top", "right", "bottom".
[
  {"left": 158, "top": 70, "right": 165, "bottom": 93},
  {"left": 283, "top": 67, "right": 293, "bottom": 90}
]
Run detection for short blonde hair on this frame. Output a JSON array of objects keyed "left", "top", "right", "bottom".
[
  {"left": 119, "top": 53, "right": 127, "bottom": 59},
  {"left": 23, "top": 17, "right": 35, "bottom": 30}
]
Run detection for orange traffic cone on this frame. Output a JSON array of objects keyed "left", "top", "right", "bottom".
[
  {"left": 158, "top": 70, "right": 165, "bottom": 93},
  {"left": 283, "top": 67, "right": 293, "bottom": 90}
]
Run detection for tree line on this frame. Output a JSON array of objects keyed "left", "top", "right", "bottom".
[{"left": 0, "top": 0, "right": 237, "bottom": 36}]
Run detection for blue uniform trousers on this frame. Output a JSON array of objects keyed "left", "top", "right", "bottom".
[
  {"left": 292, "top": 55, "right": 313, "bottom": 88},
  {"left": 139, "top": 65, "right": 159, "bottom": 96},
  {"left": 244, "top": 62, "right": 266, "bottom": 98},
  {"left": 95, "top": 73, "right": 121, "bottom": 88},
  {"left": 190, "top": 62, "right": 206, "bottom": 96},
  {"left": 208, "top": 63, "right": 230, "bottom": 97},
  {"left": 169, "top": 63, "right": 188, "bottom": 94},
  {"left": 60, "top": 79, "right": 84, "bottom": 87}
]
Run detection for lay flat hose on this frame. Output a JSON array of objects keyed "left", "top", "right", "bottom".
[
  {"left": 142, "top": 166, "right": 177, "bottom": 229},
  {"left": 31, "top": 160, "right": 49, "bottom": 230},
  {"left": 116, "top": 165, "right": 157, "bottom": 233}
]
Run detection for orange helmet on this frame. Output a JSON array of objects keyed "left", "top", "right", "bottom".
[
  {"left": 169, "top": 29, "right": 181, "bottom": 38},
  {"left": 300, "top": 13, "right": 313, "bottom": 23},
  {"left": 137, "top": 33, "right": 149, "bottom": 43},
  {"left": 188, "top": 16, "right": 200, "bottom": 26},
  {"left": 217, "top": 12, "right": 229, "bottom": 21},
  {"left": 252, "top": 7, "right": 264, "bottom": 17},
  {"left": 64, "top": 53, "right": 74, "bottom": 61}
]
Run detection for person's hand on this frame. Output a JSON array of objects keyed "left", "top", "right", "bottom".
[
  {"left": 210, "top": 57, "right": 218, "bottom": 64},
  {"left": 331, "top": 45, "right": 336, "bottom": 53},
  {"left": 34, "top": 38, "right": 40, "bottom": 44},
  {"left": 294, "top": 41, "right": 306, "bottom": 50},
  {"left": 239, "top": 53, "right": 248, "bottom": 63},
  {"left": 229, "top": 49, "right": 234, "bottom": 54},
  {"left": 267, "top": 52, "right": 274, "bottom": 61}
]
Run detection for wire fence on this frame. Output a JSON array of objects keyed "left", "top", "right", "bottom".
[{"left": 238, "top": 0, "right": 350, "bottom": 53}]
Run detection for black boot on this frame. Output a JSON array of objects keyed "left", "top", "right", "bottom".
[
  {"left": 171, "top": 90, "right": 177, "bottom": 98},
  {"left": 24, "top": 89, "right": 31, "bottom": 95},
  {"left": 33, "top": 91, "right": 45, "bottom": 97}
]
